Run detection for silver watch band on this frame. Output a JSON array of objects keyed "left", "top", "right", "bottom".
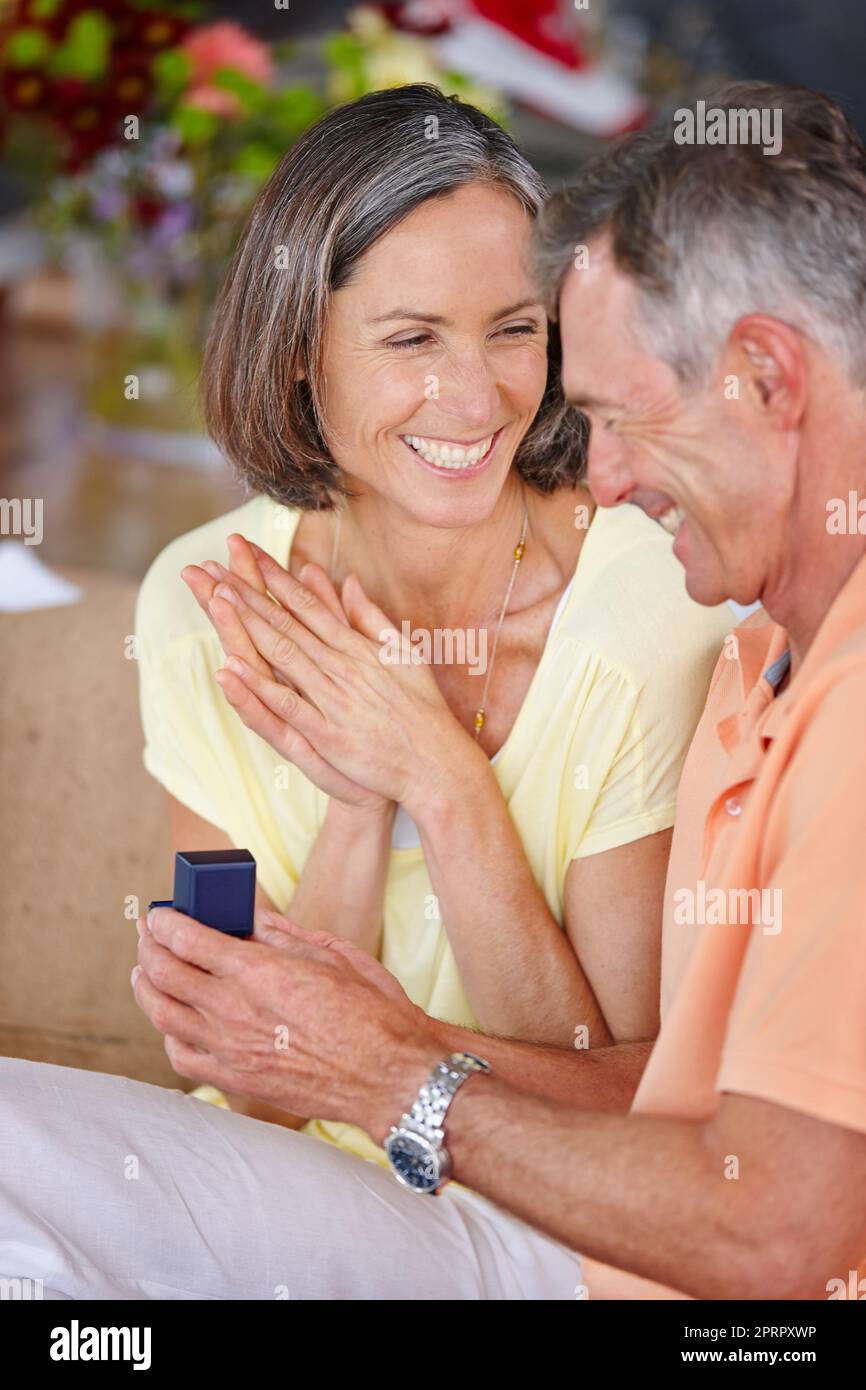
[{"left": 400, "top": 1051, "right": 491, "bottom": 1144}]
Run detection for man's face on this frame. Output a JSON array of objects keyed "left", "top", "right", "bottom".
[{"left": 558, "top": 239, "right": 795, "bottom": 608}]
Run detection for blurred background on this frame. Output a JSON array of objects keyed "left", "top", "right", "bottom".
[{"left": 0, "top": 0, "right": 863, "bottom": 1082}]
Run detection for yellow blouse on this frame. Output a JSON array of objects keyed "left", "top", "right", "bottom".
[{"left": 136, "top": 494, "right": 732, "bottom": 1165}]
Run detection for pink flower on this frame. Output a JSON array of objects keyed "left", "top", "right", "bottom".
[
  {"left": 184, "top": 85, "right": 244, "bottom": 119},
  {"left": 181, "top": 22, "right": 275, "bottom": 89}
]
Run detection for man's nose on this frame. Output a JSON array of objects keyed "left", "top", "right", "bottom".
[{"left": 586, "top": 429, "right": 635, "bottom": 508}]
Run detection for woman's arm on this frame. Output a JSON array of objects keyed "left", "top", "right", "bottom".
[
  {"left": 416, "top": 766, "right": 668, "bottom": 1046},
  {"left": 279, "top": 797, "right": 395, "bottom": 955},
  {"left": 192, "top": 552, "right": 668, "bottom": 1048}
]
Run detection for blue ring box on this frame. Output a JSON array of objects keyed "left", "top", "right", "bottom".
[{"left": 149, "top": 849, "right": 256, "bottom": 938}]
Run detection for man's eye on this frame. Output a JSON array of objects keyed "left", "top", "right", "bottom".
[{"left": 388, "top": 335, "right": 432, "bottom": 351}]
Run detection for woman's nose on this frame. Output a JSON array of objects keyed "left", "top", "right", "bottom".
[{"left": 435, "top": 354, "right": 500, "bottom": 432}]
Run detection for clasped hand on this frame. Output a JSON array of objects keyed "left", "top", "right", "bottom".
[{"left": 182, "top": 536, "right": 481, "bottom": 821}]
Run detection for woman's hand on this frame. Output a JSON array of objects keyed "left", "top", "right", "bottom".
[
  {"left": 181, "top": 537, "right": 391, "bottom": 813},
  {"left": 191, "top": 541, "right": 487, "bottom": 820}
]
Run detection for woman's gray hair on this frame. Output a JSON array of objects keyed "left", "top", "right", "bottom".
[
  {"left": 534, "top": 81, "right": 866, "bottom": 388},
  {"left": 202, "top": 84, "right": 587, "bottom": 510}
]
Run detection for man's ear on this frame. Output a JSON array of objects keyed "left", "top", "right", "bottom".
[{"left": 727, "top": 314, "right": 808, "bottom": 428}]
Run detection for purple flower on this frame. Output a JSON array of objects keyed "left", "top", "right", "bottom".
[
  {"left": 91, "top": 187, "right": 128, "bottom": 221},
  {"left": 152, "top": 203, "right": 195, "bottom": 246}
]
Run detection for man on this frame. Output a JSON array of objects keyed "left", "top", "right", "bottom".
[{"left": 3, "top": 81, "right": 865, "bottom": 1300}]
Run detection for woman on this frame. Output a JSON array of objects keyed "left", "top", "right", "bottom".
[{"left": 135, "top": 84, "right": 732, "bottom": 1168}]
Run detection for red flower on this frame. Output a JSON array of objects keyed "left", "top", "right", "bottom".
[
  {"left": 132, "top": 196, "right": 166, "bottom": 227},
  {"left": 48, "top": 81, "right": 125, "bottom": 168},
  {"left": 115, "top": 8, "right": 190, "bottom": 52},
  {"left": 105, "top": 51, "right": 155, "bottom": 113},
  {"left": 1, "top": 67, "right": 50, "bottom": 112}
]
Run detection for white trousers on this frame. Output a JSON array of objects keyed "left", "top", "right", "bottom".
[{"left": 0, "top": 1056, "right": 583, "bottom": 1300}]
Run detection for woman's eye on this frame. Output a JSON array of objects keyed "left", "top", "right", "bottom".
[
  {"left": 386, "top": 323, "right": 538, "bottom": 351},
  {"left": 388, "top": 334, "right": 432, "bottom": 351}
]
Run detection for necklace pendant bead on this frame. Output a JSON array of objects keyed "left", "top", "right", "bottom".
[
  {"left": 474, "top": 709, "right": 486, "bottom": 732},
  {"left": 514, "top": 542, "right": 525, "bottom": 562}
]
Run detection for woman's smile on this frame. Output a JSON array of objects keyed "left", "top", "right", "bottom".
[{"left": 399, "top": 426, "right": 504, "bottom": 478}]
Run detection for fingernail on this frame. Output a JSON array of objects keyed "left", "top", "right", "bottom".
[
  {"left": 226, "top": 656, "right": 246, "bottom": 675},
  {"left": 214, "top": 583, "right": 237, "bottom": 605},
  {"left": 201, "top": 561, "right": 222, "bottom": 579},
  {"left": 146, "top": 909, "right": 154, "bottom": 931},
  {"left": 130, "top": 965, "right": 141, "bottom": 988}
]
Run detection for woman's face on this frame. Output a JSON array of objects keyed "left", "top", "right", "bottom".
[{"left": 318, "top": 181, "right": 549, "bottom": 529}]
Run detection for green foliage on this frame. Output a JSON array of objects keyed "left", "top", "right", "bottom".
[
  {"left": 152, "top": 49, "right": 193, "bottom": 105},
  {"left": 230, "top": 141, "right": 279, "bottom": 180},
  {"left": 171, "top": 104, "right": 219, "bottom": 147},
  {"left": 3, "top": 26, "right": 53, "bottom": 67},
  {"left": 323, "top": 31, "right": 367, "bottom": 101},
  {"left": 269, "top": 85, "right": 327, "bottom": 138},
  {"left": 30, "top": 0, "right": 63, "bottom": 18},
  {"left": 212, "top": 67, "right": 267, "bottom": 114},
  {"left": 49, "top": 11, "right": 112, "bottom": 82}
]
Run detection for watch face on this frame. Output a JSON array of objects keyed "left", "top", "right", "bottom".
[{"left": 385, "top": 1129, "right": 441, "bottom": 1193}]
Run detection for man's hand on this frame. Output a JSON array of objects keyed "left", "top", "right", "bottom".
[{"left": 132, "top": 907, "right": 444, "bottom": 1138}]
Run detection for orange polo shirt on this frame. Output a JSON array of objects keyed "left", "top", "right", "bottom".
[{"left": 585, "top": 553, "right": 866, "bottom": 1299}]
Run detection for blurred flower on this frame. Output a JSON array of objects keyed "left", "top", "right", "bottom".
[
  {"left": 348, "top": 6, "right": 392, "bottom": 44},
  {"left": 8, "top": 1, "right": 507, "bottom": 350},
  {"left": 329, "top": 6, "right": 504, "bottom": 119},
  {"left": 90, "top": 185, "right": 127, "bottom": 220},
  {"left": 150, "top": 158, "right": 194, "bottom": 200},
  {"left": 124, "top": 10, "right": 189, "bottom": 52},
  {"left": 1, "top": 66, "right": 50, "bottom": 111},
  {"left": 182, "top": 21, "right": 274, "bottom": 88},
  {"left": 183, "top": 84, "right": 243, "bottom": 119},
  {"left": 104, "top": 51, "right": 154, "bottom": 111},
  {"left": 133, "top": 195, "right": 164, "bottom": 227}
]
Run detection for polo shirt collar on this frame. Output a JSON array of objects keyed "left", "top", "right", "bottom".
[{"left": 718, "top": 548, "right": 866, "bottom": 759}]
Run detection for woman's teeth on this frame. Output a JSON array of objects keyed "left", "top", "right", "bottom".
[
  {"left": 403, "top": 433, "right": 494, "bottom": 469},
  {"left": 657, "top": 504, "right": 686, "bottom": 536}
]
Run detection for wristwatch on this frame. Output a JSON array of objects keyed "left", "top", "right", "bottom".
[{"left": 384, "top": 1051, "right": 491, "bottom": 1194}]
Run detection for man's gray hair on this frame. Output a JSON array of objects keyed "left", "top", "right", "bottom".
[{"left": 534, "top": 81, "right": 866, "bottom": 386}]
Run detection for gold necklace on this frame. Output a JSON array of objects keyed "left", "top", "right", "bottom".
[
  {"left": 330, "top": 503, "right": 529, "bottom": 740},
  {"left": 471, "top": 505, "right": 528, "bottom": 739}
]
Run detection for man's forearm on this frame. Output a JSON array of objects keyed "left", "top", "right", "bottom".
[
  {"left": 432, "top": 1019, "right": 651, "bottom": 1113},
  {"left": 365, "top": 1054, "right": 778, "bottom": 1301}
]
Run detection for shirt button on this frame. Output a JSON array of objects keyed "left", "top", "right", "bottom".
[{"left": 725, "top": 796, "right": 742, "bottom": 817}]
